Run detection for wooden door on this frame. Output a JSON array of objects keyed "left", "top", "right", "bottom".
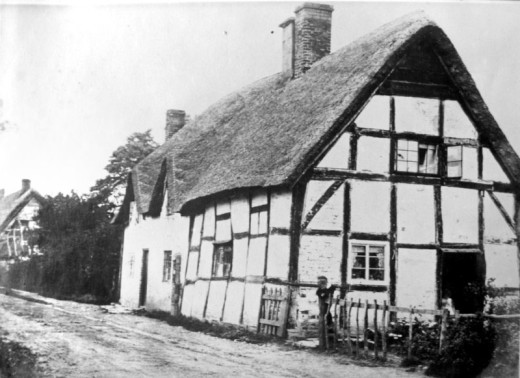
[{"left": 139, "top": 249, "right": 149, "bottom": 307}]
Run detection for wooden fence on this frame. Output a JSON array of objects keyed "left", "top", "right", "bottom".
[
  {"left": 320, "top": 296, "right": 520, "bottom": 359},
  {"left": 258, "top": 287, "right": 290, "bottom": 337}
]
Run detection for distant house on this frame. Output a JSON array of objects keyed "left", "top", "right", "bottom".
[
  {"left": 0, "top": 179, "right": 45, "bottom": 260},
  {"left": 114, "top": 4, "right": 520, "bottom": 335}
]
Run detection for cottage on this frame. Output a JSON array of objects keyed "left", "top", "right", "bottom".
[
  {"left": 0, "top": 179, "right": 45, "bottom": 260},
  {"left": 114, "top": 4, "right": 520, "bottom": 335}
]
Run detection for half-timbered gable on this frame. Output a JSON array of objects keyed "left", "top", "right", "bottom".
[{"left": 114, "top": 4, "right": 520, "bottom": 335}]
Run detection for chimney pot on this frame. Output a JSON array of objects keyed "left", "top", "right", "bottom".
[
  {"left": 22, "top": 179, "right": 31, "bottom": 192},
  {"left": 165, "top": 109, "right": 186, "bottom": 141}
]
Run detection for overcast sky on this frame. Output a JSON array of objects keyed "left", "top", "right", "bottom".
[{"left": 1, "top": 1, "right": 520, "bottom": 196}]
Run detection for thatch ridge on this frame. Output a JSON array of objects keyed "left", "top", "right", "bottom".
[{"left": 119, "top": 11, "right": 520, "bottom": 220}]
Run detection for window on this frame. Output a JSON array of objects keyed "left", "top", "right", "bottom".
[
  {"left": 250, "top": 205, "right": 268, "bottom": 236},
  {"left": 212, "top": 242, "right": 232, "bottom": 277},
  {"left": 349, "top": 242, "right": 388, "bottom": 284},
  {"left": 395, "top": 139, "right": 438, "bottom": 174},
  {"left": 163, "top": 250, "right": 172, "bottom": 281},
  {"left": 447, "top": 145, "right": 463, "bottom": 178}
]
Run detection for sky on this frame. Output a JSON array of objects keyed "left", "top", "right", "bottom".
[{"left": 1, "top": 1, "right": 520, "bottom": 196}]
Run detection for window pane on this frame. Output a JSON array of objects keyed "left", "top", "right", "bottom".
[
  {"left": 447, "top": 162, "right": 462, "bottom": 177},
  {"left": 396, "top": 161, "right": 408, "bottom": 172},
  {"left": 447, "top": 145, "right": 462, "bottom": 162},
  {"left": 369, "top": 269, "right": 384, "bottom": 280},
  {"left": 352, "top": 268, "right": 365, "bottom": 279}
]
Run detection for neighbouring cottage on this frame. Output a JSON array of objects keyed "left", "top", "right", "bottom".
[
  {"left": 0, "top": 179, "right": 45, "bottom": 259},
  {"left": 114, "top": 4, "right": 520, "bottom": 336}
]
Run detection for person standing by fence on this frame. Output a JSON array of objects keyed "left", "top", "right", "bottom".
[{"left": 316, "top": 276, "right": 336, "bottom": 348}]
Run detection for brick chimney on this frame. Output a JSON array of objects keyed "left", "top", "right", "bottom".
[
  {"left": 165, "top": 109, "right": 186, "bottom": 142},
  {"left": 280, "top": 3, "right": 333, "bottom": 79},
  {"left": 22, "top": 179, "right": 31, "bottom": 192}
]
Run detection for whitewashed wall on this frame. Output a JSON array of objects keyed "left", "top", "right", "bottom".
[
  {"left": 120, "top": 199, "right": 189, "bottom": 311},
  {"left": 397, "top": 184, "right": 435, "bottom": 244},
  {"left": 396, "top": 248, "right": 437, "bottom": 310},
  {"left": 179, "top": 188, "right": 293, "bottom": 330}
]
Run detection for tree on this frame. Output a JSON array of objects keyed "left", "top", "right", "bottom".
[{"left": 91, "top": 130, "right": 158, "bottom": 209}]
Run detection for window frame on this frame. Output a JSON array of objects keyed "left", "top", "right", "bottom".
[
  {"left": 211, "top": 241, "right": 233, "bottom": 278},
  {"left": 162, "top": 250, "right": 172, "bottom": 282},
  {"left": 347, "top": 240, "right": 389, "bottom": 285},
  {"left": 446, "top": 145, "right": 463, "bottom": 179},
  {"left": 394, "top": 138, "right": 439, "bottom": 176}
]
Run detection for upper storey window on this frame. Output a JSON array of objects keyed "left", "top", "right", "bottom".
[{"left": 395, "top": 139, "right": 438, "bottom": 174}]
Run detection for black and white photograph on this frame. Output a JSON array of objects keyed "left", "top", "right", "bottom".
[{"left": 1, "top": 1, "right": 520, "bottom": 377}]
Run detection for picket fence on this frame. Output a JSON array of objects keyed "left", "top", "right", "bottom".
[{"left": 319, "top": 295, "right": 520, "bottom": 360}]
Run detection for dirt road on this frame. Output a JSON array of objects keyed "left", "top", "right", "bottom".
[{"left": 0, "top": 290, "right": 422, "bottom": 377}]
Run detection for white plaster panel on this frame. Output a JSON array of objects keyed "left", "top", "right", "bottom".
[
  {"left": 198, "top": 240, "right": 214, "bottom": 278},
  {"left": 484, "top": 193, "right": 515, "bottom": 242},
  {"left": 270, "top": 189, "right": 292, "bottom": 229},
  {"left": 444, "top": 100, "right": 478, "bottom": 139},
  {"left": 395, "top": 96, "right": 439, "bottom": 135},
  {"left": 345, "top": 291, "right": 390, "bottom": 327},
  {"left": 485, "top": 243, "right": 519, "bottom": 288},
  {"left": 483, "top": 148, "right": 509, "bottom": 183},
  {"left": 246, "top": 237, "right": 267, "bottom": 276},
  {"left": 216, "top": 200, "right": 231, "bottom": 215},
  {"left": 181, "top": 283, "right": 195, "bottom": 317},
  {"left": 355, "top": 95, "right": 391, "bottom": 130},
  {"left": 203, "top": 205, "right": 215, "bottom": 238},
  {"left": 252, "top": 190, "right": 268, "bottom": 207},
  {"left": 205, "top": 280, "right": 227, "bottom": 321},
  {"left": 442, "top": 187, "right": 479, "bottom": 244},
  {"left": 190, "top": 280, "right": 210, "bottom": 319},
  {"left": 356, "top": 136, "right": 390, "bottom": 174},
  {"left": 303, "top": 180, "right": 332, "bottom": 216},
  {"left": 231, "top": 194, "right": 250, "bottom": 234},
  {"left": 216, "top": 218, "right": 232, "bottom": 242},
  {"left": 351, "top": 181, "right": 391, "bottom": 234},
  {"left": 242, "top": 283, "right": 263, "bottom": 327},
  {"left": 185, "top": 251, "right": 199, "bottom": 280},
  {"left": 232, "top": 238, "right": 249, "bottom": 277},
  {"left": 396, "top": 249, "right": 437, "bottom": 310},
  {"left": 316, "top": 132, "right": 351, "bottom": 169},
  {"left": 396, "top": 184, "right": 435, "bottom": 244},
  {"left": 191, "top": 214, "right": 203, "bottom": 247},
  {"left": 222, "top": 281, "right": 245, "bottom": 324},
  {"left": 299, "top": 235, "right": 342, "bottom": 284},
  {"left": 307, "top": 184, "right": 344, "bottom": 231},
  {"left": 462, "top": 146, "right": 478, "bottom": 181},
  {"left": 266, "top": 234, "right": 290, "bottom": 279}
]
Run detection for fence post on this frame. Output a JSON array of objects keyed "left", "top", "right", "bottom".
[
  {"left": 408, "top": 307, "right": 414, "bottom": 360},
  {"left": 356, "top": 299, "right": 360, "bottom": 358},
  {"left": 439, "top": 308, "right": 449, "bottom": 353},
  {"left": 346, "top": 300, "right": 354, "bottom": 355},
  {"left": 374, "top": 300, "right": 379, "bottom": 359},
  {"left": 364, "top": 300, "right": 369, "bottom": 358},
  {"left": 382, "top": 300, "right": 387, "bottom": 360}
]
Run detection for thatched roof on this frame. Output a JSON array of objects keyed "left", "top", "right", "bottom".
[
  {"left": 114, "top": 11, "right": 520, "bottom": 222},
  {"left": 0, "top": 187, "right": 46, "bottom": 234}
]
